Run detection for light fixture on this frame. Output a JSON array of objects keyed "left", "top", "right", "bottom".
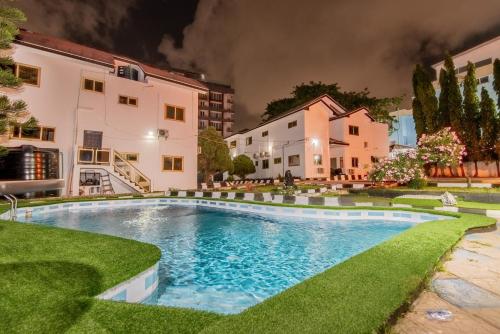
[{"left": 312, "top": 138, "right": 319, "bottom": 146}]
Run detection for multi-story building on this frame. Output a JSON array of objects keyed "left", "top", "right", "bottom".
[
  {"left": 225, "top": 94, "right": 389, "bottom": 180},
  {"left": 389, "top": 109, "right": 417, "bottom": 147},
  {"left": 197, "top": 82, "right": 235, "bottom": 137},
  {"left": 0, "top": 29, "right": 208, "bottom": 196},
  {"left": 432, "top": 35, "right": 500, "bottom": 101}
]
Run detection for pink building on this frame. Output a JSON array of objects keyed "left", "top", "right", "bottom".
[{"left": 226, "top": 95, "right": 389, "bottom": 180}]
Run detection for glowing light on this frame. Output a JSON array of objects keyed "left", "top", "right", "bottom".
[{"left": 312, "top": 138, "right": 319, "bottom": 146}]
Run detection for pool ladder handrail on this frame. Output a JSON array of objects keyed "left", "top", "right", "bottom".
[{"left": 3, "top": 194, "right": 18, "bottom": 220}]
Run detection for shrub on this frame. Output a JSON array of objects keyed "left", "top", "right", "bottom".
[
  {"left": 232, "top": 154, "right": 255, "bottom": 179},
  {"left": 417, "top": 128, "right": 466, "bottom": 168},
  {"left": 369, "top": 150, "right": 424, "bottom": 184}
]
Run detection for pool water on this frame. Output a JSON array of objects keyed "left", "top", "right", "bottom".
[{"left": 22, "top": 205, "right": 415, "bottom": 313}]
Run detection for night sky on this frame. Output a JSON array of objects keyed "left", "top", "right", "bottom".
[{"left": 17, "top": 0, "right": 500, "bottom": 130}]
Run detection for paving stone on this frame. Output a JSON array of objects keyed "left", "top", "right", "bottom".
[{"left": 432, "top": 278, "right": 500, "bottom": 308}]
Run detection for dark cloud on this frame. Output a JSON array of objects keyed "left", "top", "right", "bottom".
[{"left": 158, "top": 0, "right": 500, "bottom": 129}]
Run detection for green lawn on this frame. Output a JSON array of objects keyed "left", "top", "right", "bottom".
[
  {"left": 458, "top": 201, "right": 500, "bottom": 210},
  {"left": 397, "top": 186, "right": 500, "bottom": 193},
  {"left": 0, "top": 220, "right": 221, "bottom": 333},
  {"left": 391, "top": 197, "right": 443, "bottom": 208},
  {"left": 1, "top": 199, "right": 496, "bottom": 333}
]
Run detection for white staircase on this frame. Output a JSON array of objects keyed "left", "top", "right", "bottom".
[{"left": 112, "top": 151, "right": 151, "bottom": 193}]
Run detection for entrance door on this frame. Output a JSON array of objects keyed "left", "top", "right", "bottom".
[
  {"left": 331, "top": 157, "right": 337, "bottom": 169},
  {"left": 83, "top": 130, "right": 103, "bottom": 149}
]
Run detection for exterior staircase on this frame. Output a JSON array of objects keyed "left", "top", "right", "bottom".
[
  {"left": 100, "top": 173, "right": 114, "bottom": 194},
  {"left": 112, "top": 150, "right": 151, "bottom": 193}
]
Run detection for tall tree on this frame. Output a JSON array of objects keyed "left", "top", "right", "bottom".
[
  {"left": 479, "top": 88, "right": 499, "bottom": 175},
  {"left": 412, "top": 64, "right": 438, "bottom": 135},
  {"left": 462, "top": 62, "right": 481, "bottom": 176},
  {"left": 0, "top": 4, "right": 34, "bottom": 156},
  {"left": 198, "top": 127, "right": 233, "bottom": 183},
  {"left": 232, "top": 154, "right": 255, "bottom": 179},
  {"left": 262, "top": 81, "right": 401, "bottom": 129},
  {"left": 493, "top": 58, "right": 500, "bottom": 108},
  {"left": 437, "top": 68, "right": 450, "bottom": 128},
  {"left": 411, "top": 97, "right": 426, "bottom": 139},
  {"left": 443, "top": 55, "right": 464, "bottom": 132}
]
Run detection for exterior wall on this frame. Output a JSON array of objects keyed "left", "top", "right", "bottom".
[
  {"left": 3, "top": 43, "right": 201, "bottom": 194},
  {"left": 198, "top": 86, "right": 235, "bottom": 137},
  {"left": 303, "top": 103, "right": 331, "bottom": 179},
  {"left": 330, "top": 111, "right": 389, "bottom": 177},
  {"left": 389, "top": 109, "right": 417, "bottom": 147}
]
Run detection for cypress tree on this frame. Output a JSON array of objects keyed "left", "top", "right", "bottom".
[
  {"left": 412, "top": 98, "right": 426, "bottom": 139},
  {"left": 494, "top": 58, "right": 500, "bottom": 108},
  {"left": 412, "top": 64, "right": 439, "bottom": 134},
  {"left": 479, "top": 88, "right": 498, "bottom": 162},
  {"left": 443, "top": 55, "right": 463, "bottom": 133},
  {"left": 437, "top": 68, "right": 450, "bottom": 128},
  {"left": 462, "top": 62, "right": 481, "bottom": 176}
]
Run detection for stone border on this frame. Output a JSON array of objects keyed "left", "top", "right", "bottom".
[{"left": 97, "top": 262, "right": 159, "bottom": 303}]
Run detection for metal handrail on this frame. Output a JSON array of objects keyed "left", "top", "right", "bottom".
[
  {"left": 113, "top": 150, "right": 151, "bottom": 192},
  {"left": 3, "top": 194, "right": 17, "bottom": 220}
]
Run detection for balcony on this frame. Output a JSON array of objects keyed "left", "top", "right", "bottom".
[
  {"left": 77, "top": 147, "right": 111, "bottom": 165},
  {"left": 223, "top": 108, "right": 235, "bottom": 113},
  {"left": 198, "top": 94, "right": 208, "bottom": 100},
  {"left": 199, "top": 104, "right": 209, "bottom": 110}
]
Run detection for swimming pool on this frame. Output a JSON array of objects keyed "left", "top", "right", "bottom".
[{"left": 17, "top": 200, "right": 444, "bottom": 314}]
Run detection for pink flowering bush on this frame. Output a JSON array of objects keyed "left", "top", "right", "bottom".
[
  {"left": 369, "top": 150, "right": 424, "bottom": 185},
  {"left": 417, "top": 128, "right": 466, "bottom": 168}
]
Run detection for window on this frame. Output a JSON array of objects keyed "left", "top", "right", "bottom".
[
  {"left": 364, "top": 141, "right": 368, "bottom": 148},
  {"left": 351, "top": 157, "right": 359, "bottom": 168},
  {"left": 15, "top": 64, "right": 40, "bottom": 86},
  {"left": 339, "top": 157, "right": 344, "bottom": 168},
  {"left": 274, "top": 157, "right": 282, "bottom": 164},
  {"left": 371, "top": 156, "right": 379, "bottom": 163},
  {"left": 349, "top": 125, "right": 359, "bottom": 136},
  {"left": 246, "top": 136, "right": 252, "bottom": 145},
  {"left": 288, "top": 120, "right": 297, "bottom": 129},
  {"left": 83, "top": 130, "right": 103, "bottom": 149},
  {"left": 262, "top": 130, "right": 268, "bottom": 137},
  {"left": 118, "top": 95, "right": 138, "bottom": 107},
  {"left": 165, "top": 105, "right": 185, "bottom": 121},
  {"left": 262, "top": 159, "right": 269, "bottom": 169},
  {"left": 288, "top": 154, "right": 300, "bottom": 166},
  {"left": 331, "top": 157, "right": 337, "bottom": 169},
  {"left": 255, "top": 160, "right": 258, "bottom": 166},
  {"left": 123, "top": 153, "right": 139, "bottom": 162},
  {"left": 162, "top": 156, "right": 183, "bottom": 171},
  {"left": 83, "top": 78, "right": 104, "bottom": 93},
  {"left": 229, "top": 140, "right": 237, "bottom": 148},
  {"left": 479, "top": 76, "right": 489, "bottom": 84},
  {"left": 11, "top": 125, "right": 55, "bottom": 141},
  {"left": 313, "top": 154, "right": 322, "bottom": 166}
]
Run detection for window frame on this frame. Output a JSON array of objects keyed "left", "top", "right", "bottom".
[
  {"left": 261, "top": 130, "right": 268, "bottom": 137},
  {"left": 288, "top": 154, "right": 300, "bottom": 167},
  {"left": 313, "top": 154, "right": 323, "bottom": 166},
  {"left": 15, "top": 63, "right": 41, "bottom": 87},
  {"left": 245, "top": 136, "right": 252, "bottom": 146},
  {"left": 10, "top": 125, "right": 56, "bottom": 142},
  {"left": 82, "top": 77, "right": 105, "bottom": 93},
  {"left": 351, "top": 157, "right": 359, "bottom": 168},
  {"left": 274, "top": 157, "right": 282, "bottom": 164},
  {"left": 229, "top": 140, "right": 237, "bottom": 148},
  {"left": 288, "top": 120, "right": 297, "bottom": 129},
  {"left": 162, "top": 155, "right": 184, "bottom": 172},
  {"left": 118, "top": 95, "right": 139, "bottom": 107},
  {"left": 262, "top": 159, "right": 269, "bottom": 169},
  {"left": 164, "top": 104, "right": 185, "bottom": 122},
  {"left": 123, "top": 152, "right": 139, "bottom": 163},
  {"left": 348, "top": 125, "right": 359, "bottom": 136}
]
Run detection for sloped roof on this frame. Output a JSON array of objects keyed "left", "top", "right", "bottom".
[
  {"left": 329, "top": 106, "right": 375, "bottom": 121},
  {"left": 15, "top": 29, "right": 208, "bottom": 91}
]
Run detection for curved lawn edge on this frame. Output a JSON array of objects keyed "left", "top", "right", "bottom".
[{"left": 200, "top": 213, "right": 496, "bottom": 334}]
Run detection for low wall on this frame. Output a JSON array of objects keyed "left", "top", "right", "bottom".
[{"left": 429, "top": 161, "right": 499, "bottom": 178}]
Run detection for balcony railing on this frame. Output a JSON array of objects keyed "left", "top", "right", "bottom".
[{"left": 77, "top": 147, "right": 111, "bottom": 165}]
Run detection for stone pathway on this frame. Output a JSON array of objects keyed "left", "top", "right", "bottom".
[{"left": 394, "top": 222, "right": 500, "bottom": 334}]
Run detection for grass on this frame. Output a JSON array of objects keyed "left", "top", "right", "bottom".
[
  {"left": 458, "top": 201, "right": 500, "bottom": 210},
  {"left": 396, "top": 186, "right": 500, "bottom": 193},
  {"left": 391, "top": 198, "right": 443, "bottom": 208},
  {"left": 0, "top": 220, "right": 221, "bottom": 333},
  {"left": 1, "top": 197, "right": 496, "bottom": 333}
]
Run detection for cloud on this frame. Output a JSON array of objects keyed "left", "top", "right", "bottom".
[
  {"left": 158, "top": 0, "right": 500, "bottom": 129},
  {"left": 16, "top": 0, "right": 137, "bottom": 47}
]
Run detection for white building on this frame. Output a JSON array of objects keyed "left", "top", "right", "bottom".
[
  {"left": 0, "top": 30, "right": 207, "bottom": 196},
  {"left": 225, "top": 95, "right": 389, "bottom": 180},
  {"left": 432, "top": 35, "right": 500, "bottom": 101}
]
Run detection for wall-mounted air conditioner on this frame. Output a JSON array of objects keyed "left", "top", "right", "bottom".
[
  {"left": 157, "top": 129, "right": 169, "bottom": 139},
  {"left": 253, "top": 153, "right": 259, "bottom": 159}
]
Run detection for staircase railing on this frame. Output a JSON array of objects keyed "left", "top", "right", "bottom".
[{"left": 112, "top": 150, "right": 151, "bottom": 192}]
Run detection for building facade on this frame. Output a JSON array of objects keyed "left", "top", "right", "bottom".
[
  {"left": 198, "top": 82, "right": 235, "bottom": 137},
  {"left": 0, "top": 30, "right": 207, "bottom": 196},
  {"left": 389, "top": 109, "right": 417, "bottom": 147},
  {"left": 225, "top": 95, "right": 389, "bottom": 180}
]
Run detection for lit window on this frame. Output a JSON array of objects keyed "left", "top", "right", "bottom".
[
  {"left": 162, "top": 156, "right": 183, "bottom": 171},
  {"left": 165, "top": 105, "right": 185, "bottom": 121},
  {"left": 83, "top": 78, "right": 104, "bottom": 93},
  {"left": 16, "top": 64, "right": 40, "bottom": 86},
  {"left": 288, "top": 120, "right": 297, "bottom": 129},
  {"left": 274, "top": 157, "right": 282, "bottom": 164},
  {"left": 124, "top": 153, "right": 139, "bottom": 162},
  {"left": 313, "top": 154, "right": 322, "bottom": 166},
  {"left": 349, "top": 125, "right": 359, "bottom": 136},
  {"left": 118, "top": 95, "right": 138, "bottom": 107},
  {"left": 230, "top": 140, "right": 237, "bottom": 148},
  {"left": 246, "top": 136, "right": 252, "bottom": 145},
  {"left": 262, "top": 130, "right": 268, "bottom": 137},
  {"left": 352, "top": 157, "right": 359, "bottom": 168},
  {"left": 288, "top": 154, "right": 300, "bottom": 166},
  {"left": 262, "top": 159, "right": 269, "bottom": 169}
]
